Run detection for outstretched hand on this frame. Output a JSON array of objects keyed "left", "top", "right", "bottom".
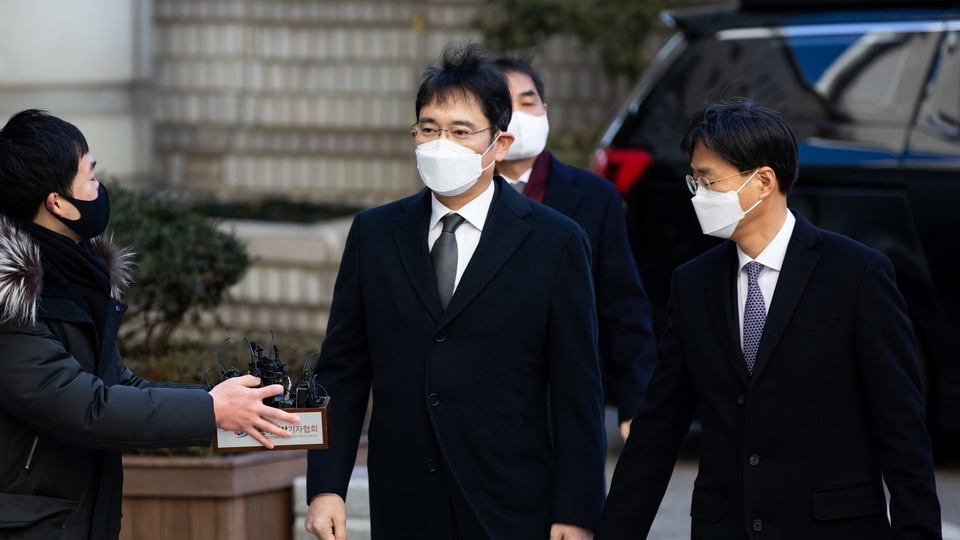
[{"left": 209, "top": 374, "right": 300, "bottom": 448}]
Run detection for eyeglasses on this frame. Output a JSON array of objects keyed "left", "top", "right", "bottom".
[
  {"left": 685, "top": 167, "right": 760, "bottom": 194},
  {"left": 411, "top": 123, "right": 495, "bottom": 142}
]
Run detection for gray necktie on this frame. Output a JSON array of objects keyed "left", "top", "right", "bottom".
[
  {"left": 511, "top": 181, "right": 526, "bottom": 194},
  {"left": 743, "top": 261, "right": 766, "bottom": 375},
  {"left": 432, "top": 213, "right": 466, "bottom": 310}
]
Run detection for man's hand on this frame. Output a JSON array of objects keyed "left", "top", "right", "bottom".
[
  {"left": 620, "top": 419, "right": 632, "bottom": 442},
  {"left": 305, "top": 494, "right": 348, "bottom": 540},
  {"left": 209, "top": 374, "right": 300, "bottom": 448},
  {"left": 550, "top": 523, "right": 593, "bottom": 539}
]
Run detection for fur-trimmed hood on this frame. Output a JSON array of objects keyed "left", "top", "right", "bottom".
[{"left": 0, "top": 215, "right": 135, "bottom": 326}]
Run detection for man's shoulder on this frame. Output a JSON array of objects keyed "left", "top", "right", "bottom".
[
  {"left": 678, "top": 241, "right": 731, "bottom": 277},
  {"left": 354, "top": 189, "right": 429, "bottom": 222},
  {"left": 793, "top": 213, "right": 885, "bottom": 266},
  {"left": 817, "top": 226, "right": 874, "bottom": 255},
  {"left": 525, "top": 194, "right": 585, "bottom": 234},
  {"left": 549, "top": 156, "right": 619, "bottom": 198}
]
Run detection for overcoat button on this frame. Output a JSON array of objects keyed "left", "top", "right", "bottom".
[
  {"left": 753, "top": 519, "right": 763, "bottom": 531},
  {"left": 749, "top": 454, "right": 760, "bottom": 466},
  {"left": 427, "top": 393, "right": 440, "bottom": 406}
]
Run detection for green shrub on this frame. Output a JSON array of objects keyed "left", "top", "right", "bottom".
[
  {"left": 106, "top": 183, "right": 249, "bottom": 357},
  {"left": 193, "top": 197, "right": 361, "bottom": 223}
]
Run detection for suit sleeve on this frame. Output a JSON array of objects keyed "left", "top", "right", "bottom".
[
  {"left": 595, "top": 185, "right": 658, "bottom": 422},
  {"left": 853, "top": 253, "right": 941, "bottom": 536},
  {"left": 546, "top": 228, "right": 607, "bottom": 530},
  {"left": 597, "top": 270, "right": 698, "bottom": 539},
  {"left": 306, "top": 216, "right": 372, "bottom": 501}
]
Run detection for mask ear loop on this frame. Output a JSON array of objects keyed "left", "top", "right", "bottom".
[
  {"left": 737, "top": 169, "right": 763, "bottom": 214},
  {"left": 734, "top": 168, "right": 761, "bottom": 193},
  {"left": 479, "top": 132, "right": 501, "bottom": 174}
]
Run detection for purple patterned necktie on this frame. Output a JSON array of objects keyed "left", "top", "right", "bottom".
[{"left": 743, "top": 261, "right": 766, "bottom": 375}]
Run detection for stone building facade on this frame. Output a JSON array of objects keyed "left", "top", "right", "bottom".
[
  {"left": 0, "top": 0, "right": 154, "bottom": 183},
  {"left": 151, "top": 0, "right": 629, "bottom": 208}
]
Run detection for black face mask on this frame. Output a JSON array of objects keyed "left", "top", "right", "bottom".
[{"left": 56, "top": 183, "right": 110, "bottom": 240}]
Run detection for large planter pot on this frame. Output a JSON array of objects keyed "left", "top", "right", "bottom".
[{"left": 121, "top": 450, "right": 307, "bottom": 540}]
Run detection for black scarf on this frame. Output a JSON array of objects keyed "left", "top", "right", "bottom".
[{"left": 20, "top": 222, "right": 112, "bottom": 337}]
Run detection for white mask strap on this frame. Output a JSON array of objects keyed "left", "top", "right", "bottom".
[
  {"left": 479, "top": 133, "right": 500, "bottom": 173},
  {"left": 734, "top": 169, "right": 760, "bottom": 194}
]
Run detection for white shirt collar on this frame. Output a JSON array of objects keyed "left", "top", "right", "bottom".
[
  {"left": 737, "top": 210, "right": 796, "bottom": 272},
  {"left": 499, "top": 167, "right": 533, "bottom": 186},
  {"left": 429, "top": 179, "right": 496, "bottom": 233}
]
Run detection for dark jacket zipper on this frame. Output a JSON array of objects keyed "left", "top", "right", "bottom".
[{"left": 25, "top": 435, "right": 38, "bottom": 471}]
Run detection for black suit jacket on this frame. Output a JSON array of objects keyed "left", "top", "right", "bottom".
[
  {"left": 540, "top": 154, "right": 658, "bottom": 422},
  {"left": 598, "top": 212, "right": 941, "bottom": 539},
  {"left": 307, "top": 179, "right": 607, "bottom": 539}
]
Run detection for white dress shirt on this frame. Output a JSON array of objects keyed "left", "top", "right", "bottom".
[
  {"left": 499, "top": 167, "right": 532, "bottom": 192},
  {"left": 427, "top": 180, "right": 496, "bottom": 293},
  {"left": 736, "top": 211, "right": 796, "bottom": 349}
]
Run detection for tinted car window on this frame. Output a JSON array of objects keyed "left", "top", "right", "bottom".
[
  {"left": 916, "top": 30, "right": 960, "bottom": 138},
  {"left": 622, "top": 22, "right": 940, "bottom": 165}
]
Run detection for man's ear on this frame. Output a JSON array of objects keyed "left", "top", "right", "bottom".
[
  {"left": 494, "top": 131, "right": 515, "bottom": 161},
  {"left": 44, "top": 192, "right": 67, "bottom": 218},
  {"left": 756, "top": 167, "right": 778, "bottom": 198}
]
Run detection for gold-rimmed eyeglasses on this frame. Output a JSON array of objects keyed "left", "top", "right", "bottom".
[
  {"left": 685, "top": 167, "right": 760, "bottom": 194},
  {"left": 411, "top": 123, "right": 495, "bottom": 142}
]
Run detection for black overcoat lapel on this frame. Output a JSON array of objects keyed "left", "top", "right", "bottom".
[
  {"left": 707, "top": 242, "right": 751, "bottom": 386},
  {"left": 749, "top": 213, "right": 822, "bottom": 382},
  {"left": 440, "top": 180, "right": 533, "bottom": 324},
  {"left": 542, "top": 157, "right": 584, "bottom": 217},
  {"left": 391, "top": 189, "right": 443, "bottom": 322}
]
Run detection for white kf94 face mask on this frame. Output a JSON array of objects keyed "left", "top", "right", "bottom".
[
  {"left": 690, "top": 169, "right": 762, "bottom": 239},
  {"left": 415, "top": 136, "right": 499, "bottom": 197},
  {"left": 504, "top": 111, "right": 549, "bottom": 160}
]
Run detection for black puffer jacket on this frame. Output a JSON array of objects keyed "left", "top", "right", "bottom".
[{"left": 0, "top": 217, "right": 216, "bottom": 539}]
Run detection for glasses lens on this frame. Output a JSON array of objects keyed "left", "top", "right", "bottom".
[
  {"left": 417, "top": 127, "right": 436, "bottom": 140},
  {"left": 684, "top": 175, "right": 698, "bottom": 195}
]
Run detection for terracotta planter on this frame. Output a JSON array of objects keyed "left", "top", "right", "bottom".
[{"left": 121, "top": 450, "right": 307, "bottom": 540}]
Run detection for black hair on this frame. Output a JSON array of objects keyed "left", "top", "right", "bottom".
[
  {"left": 0, "top": 109, "right": 90, "bottom": 220},
  {"left": 494, "top": 56, "right": 547, "bottom": 103},
  {"left": 680, "top": 99, "right": 798, "bottom": 194},
  {"left": 415, "top": 43, "right": 512, "bottom": 141}
]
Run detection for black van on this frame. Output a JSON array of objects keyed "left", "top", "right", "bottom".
[{"left": 590, "top": 0, "right": 960, "bottom": 445}]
